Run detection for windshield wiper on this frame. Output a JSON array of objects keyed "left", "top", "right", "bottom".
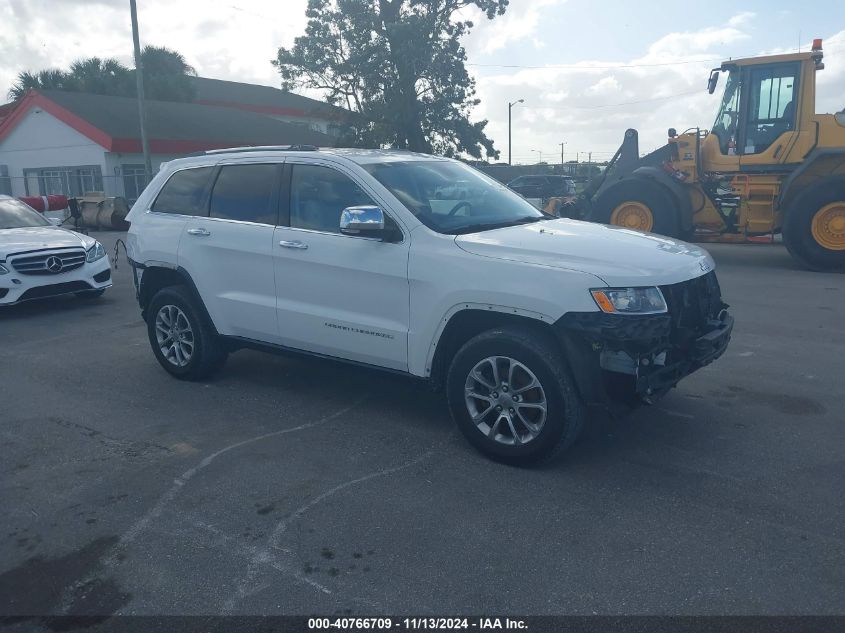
[{"left": 444, "top": 215, "right": 548, "bottom": 235}]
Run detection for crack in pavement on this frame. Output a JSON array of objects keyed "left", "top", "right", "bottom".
[
  {"left": 57, "top": 396, "right": 368, "bottom": 615},
  {"left": 222, "top": 450, "right": 436, "bottom": 614}
]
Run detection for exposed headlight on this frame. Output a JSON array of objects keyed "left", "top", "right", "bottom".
[
  {"left": 86, "top": 241, "right": 106, "bottom": 263},
  {"left": 590, "top": 287, "right": 667, "bottom": 314},
  {"left": 0, "top": 263, "right": 8, "bottom": 275}
]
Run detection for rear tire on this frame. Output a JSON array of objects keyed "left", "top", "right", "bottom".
[
  {"left": 146, "top": 285, "right": 227, "bottom": 380},
  {"left": 596, "top": 181, "right": 680, "bottom": 237},
  {"left": 783, "top": 181, "right": 845, "bottom": 271},
  {"left": 446, "top": 326, "right": 585, "bottom": 465}
]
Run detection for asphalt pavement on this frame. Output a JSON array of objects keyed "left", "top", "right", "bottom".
[{"left": 1, "top": 232, "right": 843, "bottom": 621}]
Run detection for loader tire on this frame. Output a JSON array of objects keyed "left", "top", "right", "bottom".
[
  {"left": 596, "top": 182, "right": 680, "bottom": 238},
  {"left": 783, "top": 180, "right": 845, "bottom": 272}
]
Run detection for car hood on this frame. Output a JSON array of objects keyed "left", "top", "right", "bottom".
[
  {"left": 454, "top": 218, "right": 715, "bottom": 287},
  {"left": 0, "top": 226, "right": 95, "bottom": 260}
]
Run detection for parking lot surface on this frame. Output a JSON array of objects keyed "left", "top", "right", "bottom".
[{"left": 1, "top": 233, "right": 843, "bottom": 619}]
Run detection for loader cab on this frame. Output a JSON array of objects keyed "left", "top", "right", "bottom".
[{"left": 702, "top": 42, "right": 823, "bottom": 171}]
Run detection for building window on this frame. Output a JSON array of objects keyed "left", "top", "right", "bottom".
[
  {"left": 122, "top": 164, "right": 149, "bottom": 201},
  {"left": 0, "top": 165, "right": 10, "bottom": 196},
  {"left": 23, "top": 165, "right": 103, "bottom": 197}
]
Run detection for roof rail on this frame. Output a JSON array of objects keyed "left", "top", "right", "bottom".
[{"left": 204, "top": 144, "right": 320, "bottom": 155}]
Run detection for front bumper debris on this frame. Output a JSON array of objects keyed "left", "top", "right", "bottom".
[{"left": 553, "top": 271, "right": 733, "bottom": 405}]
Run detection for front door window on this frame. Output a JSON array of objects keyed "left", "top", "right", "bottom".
[
  {"left": 711, "top": 69, "right": 741, "bottom": 155},
  {"left": 743, "top": 63, "right": 798, "bottom": 155}
]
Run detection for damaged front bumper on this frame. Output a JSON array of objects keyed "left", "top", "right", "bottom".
[{"left": 553, "top": 274, "right": 733, "bottom": 407}]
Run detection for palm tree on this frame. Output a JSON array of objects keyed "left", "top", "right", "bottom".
[
  {"left": 7, "top": 47, "right": 199, "bottom": 103},
  {"left": 67, "top": 58, "right": 132, "bottom": 96},
  {"left": 139, "top": 46, "right": 197, "bottom": 102},
  {"left": 8, "top": 69, "right": 69, "bottom": 100}
]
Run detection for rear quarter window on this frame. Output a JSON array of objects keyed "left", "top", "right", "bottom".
[{"left": 151, "top": 166, "right": 214, "bottom": 216}]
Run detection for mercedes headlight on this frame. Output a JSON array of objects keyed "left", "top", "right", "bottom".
[
  {"left": 0, "top": 263, "right": 9, "bottom": 275},
  {"left": 86, "top": 241, "right": 106, "bottom": 263},
  {"left": 590, "top": 287, "right": 667, "bottom": 314}
]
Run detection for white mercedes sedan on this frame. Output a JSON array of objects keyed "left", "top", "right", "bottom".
[{"left": 0, "top": 195, "right": 112, "bottom": 306}]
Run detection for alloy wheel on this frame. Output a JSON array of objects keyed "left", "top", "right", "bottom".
[
  {"left": 464, "top": 356, "right": 547, "bottom": 446},
  {"left": 154, "top": 304, "right": 195, "bottom": 367}
]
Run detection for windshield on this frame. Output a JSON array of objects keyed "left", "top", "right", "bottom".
[
  {"left": 0, "top": 198, "right": 52, "bottom": 229},
  {"left": 363, "top": 160, "right": 547, "bottom": 234},
  {"left": 711, "top": 69, "right": 740, "bottom": 154}
]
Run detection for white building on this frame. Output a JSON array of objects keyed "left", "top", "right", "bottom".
[{"left": 0, "top": 78, "right": 345, "bottom": 201}]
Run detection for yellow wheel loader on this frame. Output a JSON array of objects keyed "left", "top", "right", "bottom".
[{"left": 557, "top": 40, "right": 845, "bottom": 271}]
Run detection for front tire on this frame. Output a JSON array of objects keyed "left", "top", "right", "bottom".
[
  {"left": 596, "top": 181, "right": 680, "bottom": 237},
  {"left": 146, "top": 285, "right": 227, "bottom": 380},
  {"left": 446, "top": 326, "right": 585, "bottom": 465},
  {"left": 783, "top": 180, "right": 845, "bottom": 271}
]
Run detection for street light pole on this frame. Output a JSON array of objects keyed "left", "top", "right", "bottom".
[
  {"left": 508, "top": 99, "right": 523, "bottom": 166},
  {"left": 531, "top": 149, "right": 542, "bottom": 164},
  {"left": 130, "top": 0, "right": 152, "bottom": 183}
]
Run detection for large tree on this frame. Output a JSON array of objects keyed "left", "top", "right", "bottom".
[
  {"left": 7, "top": 47, "right": 196, "bottom": 102},
  {"left": 274, "top": 0, "right": 507, "bottom": 158}
]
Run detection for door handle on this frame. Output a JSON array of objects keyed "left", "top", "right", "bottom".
[
  {"left": 279, "top": 240, "right": 308, "bottom": 250},
  {"left": 187, "top": 228, "right": 211, "bottom": 236}
]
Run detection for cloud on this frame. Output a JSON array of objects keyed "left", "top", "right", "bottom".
[
  {"left": 0, "top": 0, "right": 309, "bottom": 100},
  {"left": 727, "top": 11, "right": 755, "bottom": 27},
  {"left": 464, "top": 0, "right": 565, "bottom": 55},
  {"left": 468, "top": 14, "right": 845, "bottom": 162},
  {"left": 585, "top": 76, "right": 622, "bottom": 97}
]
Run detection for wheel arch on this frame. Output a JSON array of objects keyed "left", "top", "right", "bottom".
[
  {"left": 426, "top": 306, "right": 599, "bottom": 404},
  {"left": 780, "top": 151, "right": 845, "bottom": 211},
  {"left": 138, "top": 265, "right": 217, "bottom": 333}
]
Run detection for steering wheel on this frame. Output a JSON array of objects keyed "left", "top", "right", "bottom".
[{"left": 447, "top": 201, "right": 472, "bottom": 217}]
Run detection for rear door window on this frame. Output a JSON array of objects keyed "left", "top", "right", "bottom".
[
  {"left": 210, "top": 164, "right": 278, "bottom": 224},
  {"left": 151, "top": 167, "right": 214, "bottom": 216}
]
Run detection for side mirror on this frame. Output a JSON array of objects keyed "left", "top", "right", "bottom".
[
  {"left": 340, "top": 205, "right": 385, "bottom": 236},
  {"left": 707, "top": 70, "right": 720, "bottom": 95}
]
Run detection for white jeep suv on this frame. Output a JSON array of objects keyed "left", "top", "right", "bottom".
[{"left": 126, "top": 147, "right": 733, "bottom": 464}]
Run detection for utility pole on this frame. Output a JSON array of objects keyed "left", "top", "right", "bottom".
[
  {"left": 130, "top": 0, "right": 152, "bottom": 183},
  {"left": 507, "top": 99, "right": 523, "bottom": 166},
  {"left": 559, "top": 141, "right": 566, "bottom": 165}
]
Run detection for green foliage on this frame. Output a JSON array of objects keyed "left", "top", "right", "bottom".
[
  {"left": 7, "top": 47, "right": 196, "bottom": 102},
  {"left": 67, "top": 58, "right": 134, "bottom": 96},
  {"left": 139, "top": 46, "right": 197, "bottom": 102},
  {"left": 8, "top": 69, "right": 70, "bottom": 100},
  {"left": 274, "top": 0, "right": 508, "bottom": 158}
]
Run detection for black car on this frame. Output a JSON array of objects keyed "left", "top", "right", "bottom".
[{"left": 507, "top": 175, "right": 577, "bottom": 199}]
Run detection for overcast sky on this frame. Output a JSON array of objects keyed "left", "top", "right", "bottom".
[{"left": 2, "top": 0, "right": 843, "bottom": 163}]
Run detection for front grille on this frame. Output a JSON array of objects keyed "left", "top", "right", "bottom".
[
  {"left": 11, "top": 249, "right": 86, "bottom": 275},
  {"left": 19, "top": 281, "right": 91, "bottom": 301},
  {"left": 660, "top": 271, "right": 724, "bottom": 340}
]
